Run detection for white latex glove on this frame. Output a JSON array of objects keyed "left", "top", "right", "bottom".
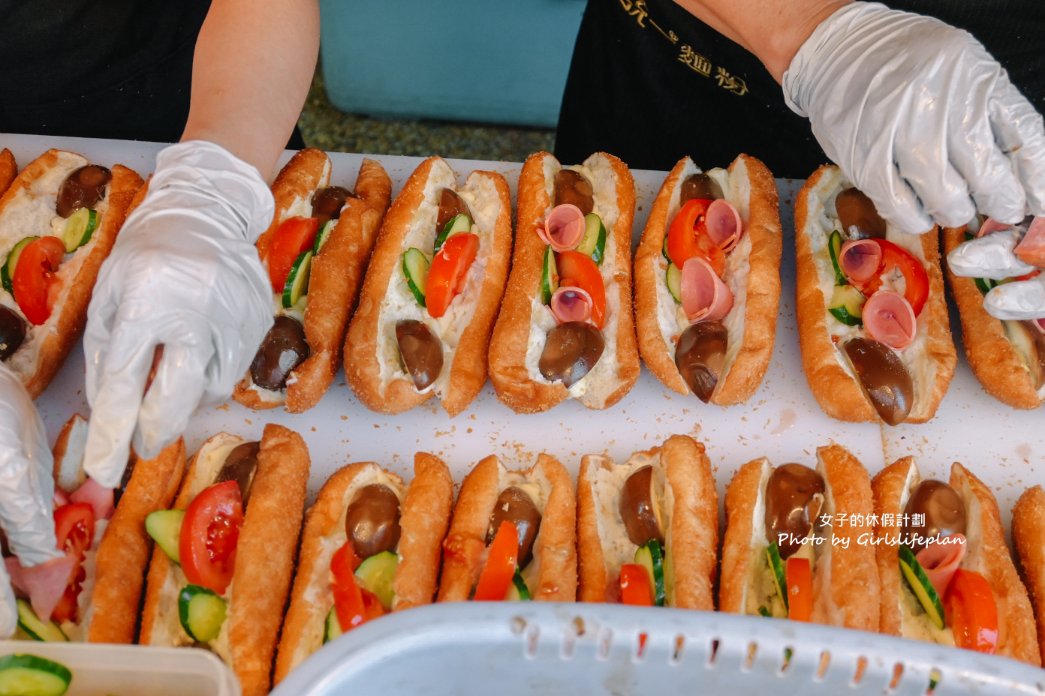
[
  {"left": 783, "top": 2, "right": 1045, "bottom": 234},
  {"left": 0, "top": 364, "right": 62, "bottom": 636},
  {"left": 83, "top": 140, "right": 275, "bottom": 488},
  {"left": 948, "top": 218, "right": 1045, "bottom": 320}
]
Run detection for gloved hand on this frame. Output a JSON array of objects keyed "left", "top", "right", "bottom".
[
  {"left": 0, "top": 364, "right": 63, "bottom": 636},
  {"left": 783, "top": 2, "right": 1045, "bottom": 234},
  {"left": 82, "top": 140, "right": 275, "bottom": 488}
]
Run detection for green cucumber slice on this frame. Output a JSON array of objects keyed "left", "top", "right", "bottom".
[
  {"left": 634, "top": 540, "right": 666, "bottom": 607},
  {"left": 313, "top": 219, "right": 335, "bottom": 254},
  {"left": 828, "top": 230, "right": 846, "bottom": 285},
  {"left": 662, "top": 236, "right": 671, "bottom": 263},
  {"left": 0, "top": 654, "right": 71, "bottom": 696},
  {"left": 434, "top": 213, "right": 472, "bottom": 252},
  {"left": 506, "top": 569, "right": 532, "bottom": 601},
  {"left": 178, "top": 585, "right": 228, "bottom": 642},
  {"left": 15, "top": 600, "right": 67, "bottom": 642},
  {"left": 324, "top": 607, "right": 343, "bottom": 644},
  {"left": 61, "top": 208, "right": 97, "bottom": 253},
  {"left": 665, "top": 263, "right": 682, "bottom": 304},
  {"left": 2, "top": 237, "right": 39, "bottom": 294},
  {"left": 898, "top": 545, "right": 945, "bottom": 630},
  {"left": 974, "top": 276, "right": 997, "bottom": 296},
  {"left": 577, "top": 214, "right": 607, "bottom": 264},
  {"left": 145, "top": 509, "right": 185, "bottom": 564},
  {"left": 828, "top": 284, "right": 866, "bottom": 326},
  {"left": 757, "top": 606, "right": 772, "bottom": 618},
  {"left": 766, "top": 543, "right": 788, "bottom": 610},
  {"left": 355, "top": 550, "right": 398, "bottom": 611},
  {"left": 540, "top": 245, "right": 558, "bottom": 305},
  {"left": 402, "top": 248, "right": 430, "bottom": 306},
  {"left": 282, "top": 250, "right": 314, "bottom": 309}
]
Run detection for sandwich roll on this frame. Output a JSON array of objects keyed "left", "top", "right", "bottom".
[
  {"left": 438, "top": 453, "right": 576, "bottom": 603},
  {"left": 488, "top": 151, "right": 639, "bottom": 412},
  {"left": 1013, "top": 486, "right": 1045, "bottom": 665},
  {"left": 577, "top": 435, "right": 717, "bottom": 609},
  {"left": 274, "top": 453, "right": 453, "bottom": 683},
  {"left": 634, "top": 155, "right": 782, "bottom": 403},
  {"left": 0, "top": 149, "right": 14, "bottom": 197}
]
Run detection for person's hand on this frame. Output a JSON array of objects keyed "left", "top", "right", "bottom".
[
  {"left": 0, "top": 364, "right": 65, "bottom": 636},
  {"left": 783, "top": 2, "right": 1045, "bottom": 234},
  {"left": 82, "top": 140, "right": 275, "bottom": 488}
]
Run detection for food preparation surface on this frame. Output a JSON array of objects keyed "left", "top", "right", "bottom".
[{"left": 5, "top": 134, "right": 1040, "bottom": 525}]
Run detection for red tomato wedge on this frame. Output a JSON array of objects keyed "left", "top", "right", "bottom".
[
  {"left": 12, "top": 236, "right": 65, "bottom": 325},
  {"left": 473, "top": 521, "right": 518, "bottom": 601},
  {"left": 785, "top": 557, "right": 813, "bottom": 622},
  {"left": 179, "top": 481, "right": 244, "bottom": 595},
  {"left": 944, "top": 569, "right": 999, "bottom": 654},
  {"left": 854, "top": 239, "right": 929, "bottom": 316},
  {"left": 556, "top": 250, "right": 607, "bottom": 328},
  {"left": 331, "top": 540, "right": 362, "bottom": 586},
  {"left": 266, "top": 216, "right": 320, "bottom": 292},
  {"left": 425, "top": 232, "right": 479, "bottom": 318},
  {"left": 54, "top": 503, "right": 95, "bottom": 558},
  {"left": 666, "top": 198, "right": 726, "bottom": 276},
  {"left": 51, "top": 566, "right": 85, "bottom": 624},
  {"left": 619, "top": 563, "right": 653, "bottom": 606},
  {"left": 332, "top": 572, "right": 367, "bottom": 631},
  {"left": 330, "top": 540, "right": 384, "bottom": 632}
]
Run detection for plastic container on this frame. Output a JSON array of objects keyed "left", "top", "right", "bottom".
[
  {"left": 273, "top": 603, "right": 1045, "bottom": 696},
  {"left": 0, "top": 641, "right": 240, "bottom": 696}
]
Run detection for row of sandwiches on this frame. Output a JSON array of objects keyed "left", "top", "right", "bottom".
[
  {"left": 1, "top": 146, "right": 1041, "bottom": 424},
  {"left": 9, "top": 423, "right": 1045, "bottom": 695}
]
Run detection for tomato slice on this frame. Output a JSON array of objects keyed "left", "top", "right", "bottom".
[
  {"left": 179, "top": 481, "right": 244, "bottom": 595},
  {"left": 619, "top": 563, "right": 653, "bottom": 606},
  {"left": 331, "top": 540, "right": 362, "bottom": 587},
  {"left": 54, "top": 503, "right": 95, "bottom": 559},
  {"left": 266, "top": 216, "right": 320, "bottom": 292},
  {"left": 425, "top": 232, "right": 479, "bottom": 318},
  {"left": 855, "top": 239, "right": 929, "bottom": 316},
  {"left": 12, "top": 236, "right": 65, "bottom": 325},
  {"left": 556, "top": 250, "right": 607, "bottom": 328},
  {"left": 944, "top": 568, "right": 999, "bottom": 654},
  {"left": 330, "top": 540, "right": 385, "bottom": 632},
  {"left": 785, "top": 557, "right": 813, "bottom": 622},
  {"left": 473, "top": 521, "right": 518, "bottom": 601},
  {"left": 51, "top": 565, "right": 86, "bottom": 624},
  {"left": 666, "top": 199, "right": 726, "bottom": 276}
]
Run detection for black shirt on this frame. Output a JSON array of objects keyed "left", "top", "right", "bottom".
[{"left": 556, "top": 0, "right": 1045, "bottom": 178}]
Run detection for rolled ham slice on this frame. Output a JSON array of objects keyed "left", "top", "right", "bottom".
[
  {"left": 864, "top": 291, "right": 916, "bottom": 349},
  {"left": 681, "top": 256, "right": 733, "bottom": 323},
  {"left": 538, "top": 204, "right": 585, "bottom": 252},
  {"left": 840, "top": 239, "right": 883, "bottom": 283},
  {"left": 6, "top": 554, "right": 78, "bottom": 622},
  {"left": 1035, "top": 318, "right": 1045, "bottom": 334},
  {"left": 550, "top": 286, "right": 593, "bottom": 324},
  {"left": 70, "top": 477, "right": 114, "bottom": 521},
  {"left": 976, "top": 217, "right": 1014, "bottom": 238},
  {"left": 704, "top": 199, "right": 743, "bottom": 252},
  {"left": 1014, "top": 216, "right": 1045, "bottom": 268},
  {"left": 915, "top": 533, "right": 967, "bottom": 599}
]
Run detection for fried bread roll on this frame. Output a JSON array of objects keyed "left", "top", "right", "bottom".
[
  {"left": 274, "top": 453, "right": 453, "bottom": 683},
  {"left": 1013, "top": 486, "right": 1045, "bottom": 664},
  {"left": 634, "top": 155, "right": 781, "bottom": 403},
  {"left": 234, "top": 149, "right": 391, "bottom": 412},
  {"left": 488, "top": 151, "right": 639, "bottom": 412},
  {"left": 345, "top": 156, "right": 511, "bottom": 416},
  {"left": 719, "top": 444, "right": 878, "bottom": 630},
  {"left": 794, "top": 165, "right": 955, "bottom": 424},
  {"left": 872, "top": 459, "right": 1039, "bottom": 664},
  {"left": 577, "top": 435, "right": 717, "bottom": 608},
  {"left": 0, "top": 149, "right": 14, "bottom": 196},
  {"left": 140, "top": 424, "right": 309, "bottom": 696},
  {"left": 438, "top": 453, "right": 576, "bottom": 602},
  {"left": 943, "top": 225, "right": 1044, "bottom": 408},
  {"left": 0, "top": 149, "right": 142, "bottom": 397}
]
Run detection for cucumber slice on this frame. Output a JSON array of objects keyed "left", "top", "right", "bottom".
[
  {"left": 577, "top": 214, "right": 607, "bottom": 264},
  {"left": 662, "top": 235, "right": 671, "bottom": 263},
  {"left": 0, "top": 654, "right": 71, "bottom": 696},
  {"left": 282, "top": 250, "right": 313, "bottom": 309},
  {"left": 15, "top": 600, "right": 67, "bottom": 642},
  {"left": 766, "top": 543, "right": 788, "bottom": 610},
  {"left": 434, "top": 213, "right": 472, "bottom": 252},
  {"left": 313, "top": 219, "right": 335, "bottom": 254},
  {"left": 506, "top": 569, "right": 532, "bottom": 601},
  {"left": 355, "top": 550, "right": 398, "bottom": 611},
  {"left": 178, "top": 585, "right": 228, "bottom": 643},
  {"left": 145, "top": 509, "right": 185, "bottom": 564},
  {"left": 402, "top": 248, "right": 430, "bottom": 306},
  {"left": 540, "top": 245, "right": 558, "bottom": 305},
  {"left": 634, "top": 540, "right": 666, "bottom": 607},
  {"left": 61, "top": 208, "right": 97, "bottom": 253},
  {"left": 323, "top": 607, "right": 343, "bottom": 644},
  {"left": 898, "top": 545, "right": 945, "bottom": 630},
  {"left": 828, "top": 230, "right": 846, "bottom": 285},
  {"left": 665, "top": 263, "right": 682, "bottom": 304},
  {"left": 757, "top": 606, "right": 772, "bottom": 618},
  {"left": 2, "top": 237, "right": 39, "bottom": 294},
  {"left": 974, "top": 276, "right": 997, "bottom": 296},
  {"left": 828, "top": 285, "right": 866, "bottom": 327}
]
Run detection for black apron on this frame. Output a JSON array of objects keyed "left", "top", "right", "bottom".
[{"left": 556, "top": 0, "right": 1045, "bottom": 178}]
